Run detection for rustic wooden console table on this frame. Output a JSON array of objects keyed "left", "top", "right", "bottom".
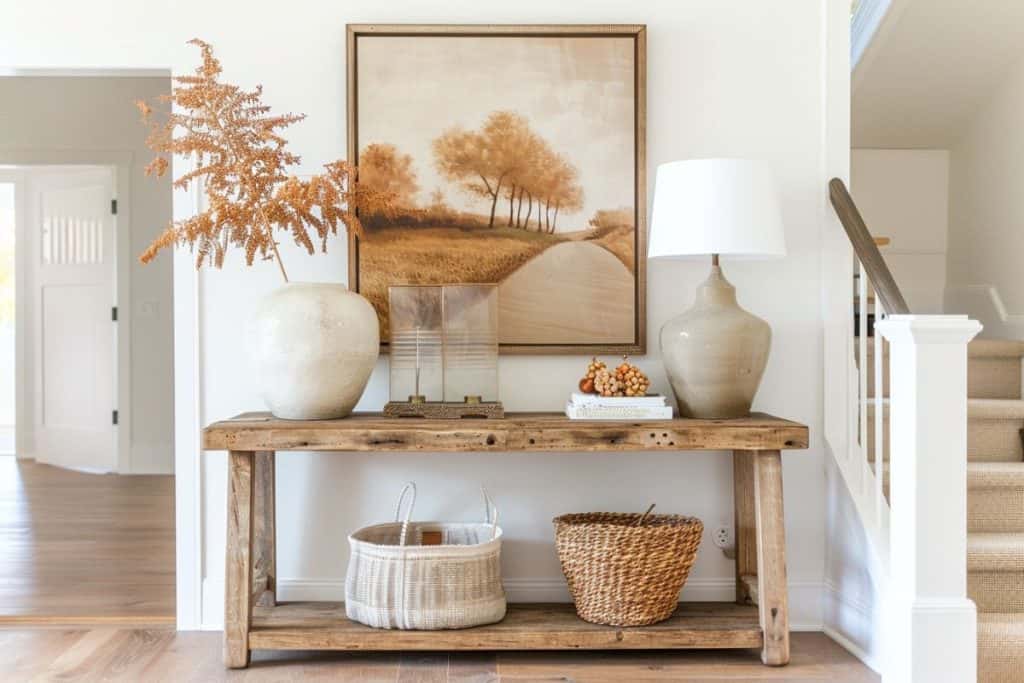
[{"left": 204, "top": 412, "right": 809, "bottom": 669}]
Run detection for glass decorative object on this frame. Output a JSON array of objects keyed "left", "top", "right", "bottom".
[
  {"left": 442, "top": 285, "right": 499, "bottom": 404},
  {"left": 384, "top": 284, "right": 503, "bottom": 418},
  {"left": 388, "top": 286, "right": 443, "bottom": 404}
]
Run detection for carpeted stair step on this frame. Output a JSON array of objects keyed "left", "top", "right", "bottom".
[
  {"left": 870, "top": 463, "right": 1024, "bottom": 531},
  {"left": 968, "top": 340, "right": 1024, "bottom": 401},
  {"left": 968, "top": 400, "right": 1024, "bottom": 462},
  {"left": 968, "top": 533, "right": 1024, "bottom": 613},
  {"left": 979, "top": 613, "right": 1024, "bottom": 682},
  {"left": 969, "top": 463, "right": 1024, "bottom": 533},
  {"left": 866, "top": 398, "right": 1024, "bottom": 463},
  {"left": 861, "top": 337, "right": 1024, "bottom": 400}
]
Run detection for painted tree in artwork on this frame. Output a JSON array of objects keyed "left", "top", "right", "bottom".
[
  {"left": 433, "top": 110, "right": 584, "bottom": 232},
  {"left": 542, "top": 153, "right": 584, "bottom": 233},
  {"left": 433, "top": 111, "right": 533, "bottom": 228},
  {"left": 505, "top": 132, "right": 544, "bottom": 229},
  {"left": 358, "top": 143, "right": 419, "bottom": 209}
]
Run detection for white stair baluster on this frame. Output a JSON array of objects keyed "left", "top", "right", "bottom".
[{"left": 874, "top": 297, "right": 885, "bottom": 523}]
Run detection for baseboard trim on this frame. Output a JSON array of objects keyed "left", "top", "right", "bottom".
[
  {"left": 199, "top": 576, "right": 824, "bottom": 631},
  {"left": 824, "top": 623, "right": 881, "bottom": 673},
  {"left": 822, "top": 579, "right": 883, "bottom": 673}
]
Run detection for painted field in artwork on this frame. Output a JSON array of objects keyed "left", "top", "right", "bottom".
[{"left": 354, "top": 34, "right": 638, "bottom": 346}]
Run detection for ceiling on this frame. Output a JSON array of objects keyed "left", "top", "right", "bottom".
[{"left": 853, "top": 0, "right": 1024, "bottom": 148}]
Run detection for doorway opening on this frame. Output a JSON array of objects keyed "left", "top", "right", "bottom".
[{"left": 0, "top": 71, "right": 175, "bottom": 626}]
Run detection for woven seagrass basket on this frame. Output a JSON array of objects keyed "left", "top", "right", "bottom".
[{"left": 553, "top": 509, "right": 703, "bottom": 626}]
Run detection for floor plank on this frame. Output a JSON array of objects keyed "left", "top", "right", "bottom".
[
  {"left": 0, "top": 630, "right": 878, "bottom": 681},
  {"left": 0, "top": 457, "right": 175, "bottom": 624},
  {"left": 448, "top": 653, "right": 500, "bottom": 683}
]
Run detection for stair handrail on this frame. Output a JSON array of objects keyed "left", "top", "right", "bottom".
[{"left": 828, "top": 178, "right": 910, "bottom": 314}]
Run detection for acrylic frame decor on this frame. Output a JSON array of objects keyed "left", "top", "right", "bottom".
[
  {"left": 385, "top": 284, "right": 503, "bottom": 419},
  {"left": 347, "top": 24, "right": 647, "bottom": 355}
]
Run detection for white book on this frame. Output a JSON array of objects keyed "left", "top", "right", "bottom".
[
  {"left": 565, "top": 401, "right": 674, "bottom": 420},
  {"left": 569, "top": 392, "right": 667, "bottom": 408}
]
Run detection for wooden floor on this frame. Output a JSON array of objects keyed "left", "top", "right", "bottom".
[
  {"left": 0, "top": 630, "right": 878, "bottom": 681},
  {"left": 0, "top": 456, "right": 176, "bottom": 624}
]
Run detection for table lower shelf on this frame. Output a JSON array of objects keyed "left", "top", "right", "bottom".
[{"left": 249, "top": 601, "right": 763, "bottom": 651}]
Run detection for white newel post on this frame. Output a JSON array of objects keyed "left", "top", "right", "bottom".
[{"left": 877, "top": 315, "right": 982, "bottom": 683}]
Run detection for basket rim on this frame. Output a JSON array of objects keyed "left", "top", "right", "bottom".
[
  {"left": 348, "top": 520, "right": 504, "bottom": 554},
  {"left": 552, "top": 512, "right": 703, "bottom": 528}
]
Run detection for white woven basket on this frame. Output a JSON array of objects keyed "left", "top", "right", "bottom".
[{"left": 345, "top": 482, "right": 506, "bottom": 630}]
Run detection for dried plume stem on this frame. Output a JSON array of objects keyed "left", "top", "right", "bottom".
[{"left": 135, "top": 39, "right": 395, "bottom": 277}]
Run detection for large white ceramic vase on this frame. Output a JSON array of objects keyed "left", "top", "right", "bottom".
[{"left": 250, "top": 282, "right": 379, "bottom": 420}]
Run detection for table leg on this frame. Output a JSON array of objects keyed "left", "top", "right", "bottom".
[
  {"left": 224, "top": 450, "right": 255, "bottom": 668},
  {"left": 253, "top": 451, "right": 276, "bottom": 607},
  {"left": 733, "top": 450, "right": 757, "bottom": 605},
  {"left": 754, "top": 449, "right": 790, "bottom": 666}
]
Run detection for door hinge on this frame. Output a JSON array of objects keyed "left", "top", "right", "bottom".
[
  {"left": 111, "top": 198, "right": 118, "bottom": 215},
  {"left": 111, "top": 306, "right": 118, "bottom": 322},
  {"left": 112, "top": 410, "right": 119, "bottom": 426}
]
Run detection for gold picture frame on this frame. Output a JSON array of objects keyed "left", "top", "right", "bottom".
[{"left": 347, "top": 24, "right": 647, "bottom": 355}]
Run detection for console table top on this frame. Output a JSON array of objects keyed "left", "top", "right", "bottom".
[{"left": 203, "top": 411, "right": 809, "bottom": 453}]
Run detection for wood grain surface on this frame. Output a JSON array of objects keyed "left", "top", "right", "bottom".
[
  {"left": 253, "top": 451, "right": 276, "bottom": 609},
  {"left": 204, "top": 412, "right": 809, "bottom": 453},
  {"left": 224, "top": 451, "right": 255, "bottom": 668},
  {"left": 383, "top": 401, "right": 505, "bottom": 419},
  {"left": 733, "top": 450, "right": 758, "bottom": 605},
  {"left": 754, "top": 450, "right": 790, "bottom": 666},
  {"left": 248, "top": 602, "right": 762, "bottom": 651},
  {"left": 0, "top": 457, "right": 174, "bottom": 625},
  {"left": 0, "top": 629, "right": 880, "bottom": 682}
]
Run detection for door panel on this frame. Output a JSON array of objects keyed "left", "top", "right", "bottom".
[{"left": 31, "top": 169, "right": 115, "bottom": 472}]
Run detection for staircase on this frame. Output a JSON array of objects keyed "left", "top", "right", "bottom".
[{"left": 864, "top": 337, "right": 1024, "bottom": 681}]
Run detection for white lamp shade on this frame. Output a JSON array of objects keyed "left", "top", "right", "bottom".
[{"left": 648, "top": 158, "right": 787, "bottom": 260}]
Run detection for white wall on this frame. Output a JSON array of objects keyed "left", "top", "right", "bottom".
[
  {"left": 5, "top": 0, "right": 848, "bottom": 631},
  {"left": 0, "top": 76, "right": 175, "bottom": 473},
  {"left": 822, "top": 457, "right": 886, "bottom": 670},
  {"left": 851, "top": 149, "right": 949, "bottom": 313},
  {"left": 0, "top": 182, "right": 13, "bottom": 453},
  {"left": 946, "top": 53, "right": 1024, "bottom": 339}
]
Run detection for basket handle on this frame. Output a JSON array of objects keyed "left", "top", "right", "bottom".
[
  {"left": 635, "top": 503, "right": 656, "bottom": 526},
  {"left": 394, "top": 482, "right": 417, "bottom": 547},
  {"left": 482, "top": 487, "right": 499, "bottom": 541}
]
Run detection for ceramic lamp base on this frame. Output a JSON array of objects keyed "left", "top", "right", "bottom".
[{"left": 660, "top": 265, "right": 770, "bottom": 419}]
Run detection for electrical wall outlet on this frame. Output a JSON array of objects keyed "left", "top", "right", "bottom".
[
  {"left": 712, "top": 525, "right": 735, "bottom": 559},
  {"left": 712, "top": 525, "right": 734, "bottom": 549}
]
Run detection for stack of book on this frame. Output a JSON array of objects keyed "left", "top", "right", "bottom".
[{"left": 564, "top": 393, "right": 672, "bottom": 420}]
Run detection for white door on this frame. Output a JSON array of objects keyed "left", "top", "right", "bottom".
[{"left": 30, "top": 168, "right": 116, "bottom": 472}]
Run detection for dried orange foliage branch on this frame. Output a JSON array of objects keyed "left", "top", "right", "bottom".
[{"left": 137, "top": 39, "right": 394, "bottom": 281}]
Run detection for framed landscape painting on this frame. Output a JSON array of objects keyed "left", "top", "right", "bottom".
[{"left": 347, "top": 24, "right": 646, "bottom": 354}]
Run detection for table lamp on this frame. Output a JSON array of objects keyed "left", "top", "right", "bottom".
[{"left": 648, "top": 158, "right": 786, "bottom": 418}]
